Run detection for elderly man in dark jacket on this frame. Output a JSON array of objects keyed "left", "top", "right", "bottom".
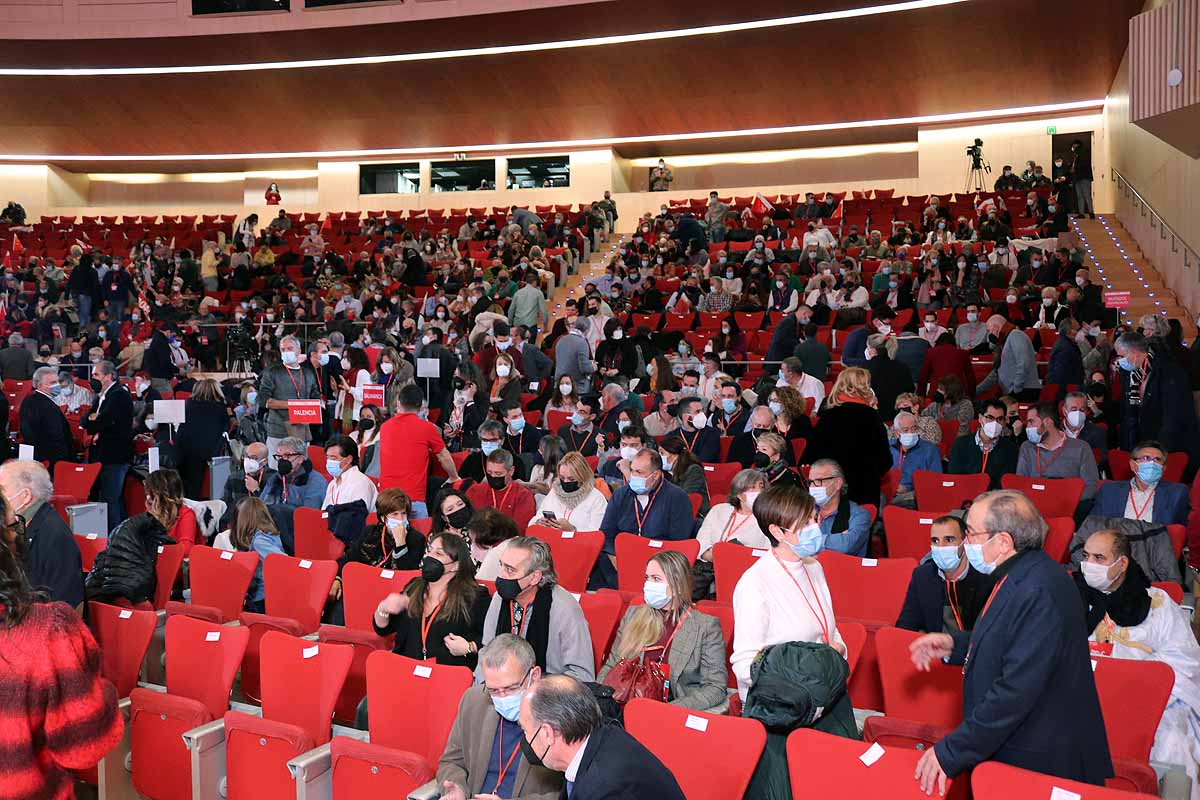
[
  {"left": 1116, "top": 332, "right": 1200, "bottom": 471},
  {"left": 1045, "top": 319, "right": 1085, "bottom": 399},
  {"left": 0, "top": 460, "right": 83, "bottom": 607}
]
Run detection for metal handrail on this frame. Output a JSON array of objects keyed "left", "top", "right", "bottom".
[{"left": 1111, "top": 167, "right": 1198, "bottom": 268}]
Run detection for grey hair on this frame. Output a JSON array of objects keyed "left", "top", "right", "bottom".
[
  {"left": 729, "top": 469, "right": 767, "bottom": 510},
  {"left": 893, "top": 411, "right": 916, "bottom": 428},
  {"left": 33, "top": 366, "right": 58, "bottom": 385},
  {"left": 976, "top": 489, "right": 1047, "bottom": 552},
  {"left": 278, "top": 436, "right": 308, "bottom": 455},
  {"left": 1064, "top": 391, "right": 1087, "bottom": 405},
  {"left": 572, "top": 317, "right": 590, "bottom": 333},
  {"left": 1138, "top": 314, "right": 1162, "bottom": 337},
  {"left": 485, "top": 447, "right": 514, "bottom": 470},
  {"left": 95, "top": 360, "right": 116, "bottom": 379},
  {"left": 0, "top": 459, "right": 54, "bottom": 503},
  {"left": 7, "top": 333, "right": 21, "bottom": 347},
  {"left": 1115, "top": 331, "right": 1149, "bottom": 354},
  {"left": 329, "top": 331, "right": 345, "bottom": 348},
  {"left": 528, "top": 675, "right": 602, "bottom": 744},
  {"left": 602, "top": 383, "right": 627, "bottom": 404},
  {"left": 280, "top": 335, "right": 301, "bottom": 351},
  {"left": 750, "top": 405, "right": 776, "bottom": 426},
  {"left": 504, "top": 536, "right": 558, "bottom": 587},
  {"left": 478, "top": 633, "right": 536, "bottom": 674},
  {"left": 477, "top": 419, "right": 505, "bottom": 440},
  {"left": 810, "top": 458, "right": 847, "bottom": 496},
  {"left": 57, "top": 370, "right": 75, "bottom": 384},
  {"left": 1057, "top": 317, "right": 1073, "bottom": 336}
]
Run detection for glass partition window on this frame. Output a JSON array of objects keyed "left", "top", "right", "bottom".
[
  {"left": 430, "top": 160, "right": 496, "bottom": 192},
  {"left": 506, "top": 156, "right": 570, "bottom": 189},
  {"left": 192, "top": 0, "right": 288, "bottom": 14},
  {"left": 359, "top": 162, "right": 420, "bottom": 195}
]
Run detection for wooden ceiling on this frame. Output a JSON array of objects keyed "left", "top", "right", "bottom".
[{"left": 0, "top": 0, "right": 1141, "bottom": 163}]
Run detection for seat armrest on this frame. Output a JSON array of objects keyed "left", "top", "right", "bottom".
[
  {"left": 1154, "top": 761, "right": 1192, "bottom": 800},
  {"left": 408, "top": 779, "right": 441, "bottom": 800},
  {"left": 182, "top": 718, "right": 227, "bottom": 754},
  {"left": 289, "top": 742, "right": 333, "bottom": 800},
  {"left": 96, "top": 697, "right": 139, "bottom": 800}
]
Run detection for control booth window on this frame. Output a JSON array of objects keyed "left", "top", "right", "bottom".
[
  {"left": 507, "top": 156, "right": 570, "bottom": 189},
  {"left": 430, "top": 160, "right": 496, "bottom": 192},
  {"left": 359, "top": 163, "right": 420, "bottom": 195},
  {"left": 192, "top": 0, "right": 288, "bottom": 14}
]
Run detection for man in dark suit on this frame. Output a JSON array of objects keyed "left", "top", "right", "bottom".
[
  {"left": 81, "top": 360, "right": 135, "bottom": 531},
  {"left": 896, "top": 515, "right": 995, "bottom": 634},
  {"left": 729, "top": 406, "right": 777, "bottom": 468},
  {"left": 1088, "top": 440, "right": 1189, "bottom": 526},
  {"left": 19, "top": 366, "right": 75, "bottom": 468},
  {"left": 142, "top": 323, "right": 179, "bottom": 393},
  {"left": 0, "top": 459, "right": 83, "bottom": 607},
  {"left": 1116, "top": 332, "right": 1200, "bottom": 474},
  {"left": 415, "top": 326, "right": 460, "bottom": 414},
  {"left": 662, "top": 397, "right": 719, "bottom": 463},
  {"left": 911, "top": 490, "right": 1112, "bottom": 794},
  {"left": 518, "top": 674, "right": 684, "bottom": 800},
  {"left": 864, "top": 333, "right": 914, "bottom": 419}
]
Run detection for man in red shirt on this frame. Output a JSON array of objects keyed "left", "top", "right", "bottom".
[
  {"left": 465, "top": 448, "right": 536, "bottom": 531},
  {"left": 379, "top": 384, "right": 460, "bottom": 519}
]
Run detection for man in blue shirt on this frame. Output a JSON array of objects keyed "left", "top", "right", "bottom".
[
  {"left": 592, "top": 449, "right": 693, "bottom": 589},
  {"left": 809, "top": 458, "right": 872, "bottom": 556},
  {"left": 891, "top": 411, "right": 942, "bottom": 508}
]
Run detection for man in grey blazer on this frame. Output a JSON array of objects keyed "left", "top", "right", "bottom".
[
  {"left": 553, "top": 318, "right": 596, "bottom": 393},
  {"left": 438, "top": 635, "right": 563, "bottom": 800}
]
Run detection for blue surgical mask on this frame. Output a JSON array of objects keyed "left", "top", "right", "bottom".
[
  {"left": 964, "top": 536, "right": 998, "bottom": 574},
  {"left": 570, "top": 412, "right": 587, "bottom": 427},
  {"left": 809, "top": 486, "right": 830, "bottom": 506},
  {"left": 326, "top": 459, "right": 343, "bottom": 478},
  {"left": 899, "top": 432, "right": 919, "bottom": 449},
  {"left": 318, "top": 353, "right": 330, "bottom": 366},
  {"left": 50, "top": 385, "right": 62, "bottom": 396},
  {"left": 643, "top": 581, "right": 671, "bottom": 609},
  {"left": 509, "top": 417, "right": 526, "bottom": 433},
  {"left": 247, "top": 390, "right": 258, "bottom": 405},
  {"left": 628, "top": 475, "right": 649, "bottom": 494},
  {"left": 661, "top": 456, "right": 674, "bottom": 471},
  {"left": 789, "top": 522, "right": 825, "bottom": 559},
  {"left": 1026, "top": 427, "right": 1042, "bottom": 444},
  {"left": 722, "top": 398, "right": 738, "bottom": 414},
  {"left": 768, "top": 401, "right": 783, "bottom": 416},
  {"left": 492, "top": 691, "right": 524, "bottom": 722},
  {"left": 930, "top": 545, "right": 962, "bottom": 572},
  {"left": 1117, "top": 357, "right": 1135, "bottom": 372},
  {"left": 481, "top": 441, "right": 501, "bottom": 456},
  {"left": 386, "top": 517, "right": 407, "bottom": 533},
  {"left": 617, "top": 419, "right": 630, "bottom": 433},
  {"left": 1137, "top": 462, "right": 1164, "bottom": 484}
]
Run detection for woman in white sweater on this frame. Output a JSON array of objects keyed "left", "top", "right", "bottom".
[
  {"left": 534, "top": 452, "right": 608, "bottom": 533},
  {"left": 696, "top": 468, "right": 770, "bottom": 560},
  {"left": 731, "top": 484, "right": 847, "bottom": 700}
]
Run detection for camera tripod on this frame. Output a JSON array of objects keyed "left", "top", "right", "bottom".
[{"left": 964, "top": 157, "right": 991, "bottom": 194}]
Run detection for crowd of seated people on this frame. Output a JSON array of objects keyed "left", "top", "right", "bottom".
[{"left": 4, "top": 175, "right": 1200, "bottom": 798}]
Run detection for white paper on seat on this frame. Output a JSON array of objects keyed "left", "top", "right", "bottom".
[
  {"left": 303, "top": 645, "right": 319, "bottom": 659},
  {"left": 942, "top": 481, "right": 955, "bottom": 487},
  {"left": 148, "top": 447, "right": 161, "bottom": 473},
  {"left": 413, "top": 665, "right": 433, "bottom": 678},
  {"left": 561, "top": 531, "right": 575, "bottom": 539},
  {"left": 528, "top": 381, "right": 539, "bottom": 391},
  {"left": 858, "top": 742, "right": 885, "bottom": 766},
  {"left": 119, "top": 609, "right": 133, "bottom": 619},
  {"left": 684, "top": 715, "right": 708, "bottom": 732},
  {"left": 862, "top": 558, "right": 878, "bottom": 567},
  {"left": 380, "top": 569, "right": 395, "bottom": 579},
  {"left": 1049, "top": 788, "right": 1082, "bottom": 800},
  {"left": 157, "top": 546, "right": 164, "bottom": 554},
  {"left": 299, "top": 560, "right": 312, "bottom": 569},
  {"left": 648, "top": 540, "right": 664, "bottom": 548},
  {"left": 1032, "top": 484, "right": 1045, "bottom": 491},
  {"left": 220, "top": 551, "right": 234, "bottom": 560},
  {"left": 206, "top": 631, "right": 221, "bottom": 642},
  {"left": 153, "top": 399, "right": 186, "bottom": 425},
  {"left": 17, "top": 444, "right": 33, "bottom": 461},
  {"left": 919, "top": 518, "right": 933, "bottom": 525},
  {"left": 751, "top": 549, "right": 767, "bottom": 557},
  {"left": 417, "top": 358, "right": 440, "bottom": 379},
  {"left": 86, "top": 533, "right": 98, "bottom": 540}
]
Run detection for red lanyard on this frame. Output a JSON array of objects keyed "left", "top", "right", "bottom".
[
  {"left": 945, "top": 577, "right": 964, "bottom": 631},
  {"left": 568, "top": 427, "right": 590, "bottom": 452},
  {"left": 771, "top": 552, "right": 831, "bottom": 645},
  {"left": 420, "top": 597, "right": 446, "bottom": 660},
  {"left": 633, "top": 482, "right": 663, "bottom": 534},
  {"left": 1034, "top": 445, "right": 1066, "bottom": 476},
  {"left": 681, "top": 428, "right": 701, "bottom": 453},
  {"left": 720, "top": 511, "right": 753, "bottom": 543},
  {"left": 491, "top": 722, "right": 523, "bottom": 794},
  {"left": 284, "top": 366, "right": 302, "bottom": 396},
  {"left": 491, "top": 484, "right": 514, "bottom": 511},
  {"left": 722, "top": 409, "right": 742, "bottom": 433},
  {"left": 1130, "top": 486, "right": 1156, "bottom": 520},
  {"left": 509, "top": 598, "right": 533, "bottom": 635},
  {"left": 647, "top": 608, "right": 691, "bottom": 663},
  {"left": 980, "top": 447, "right": 991, "bottom": 474}
]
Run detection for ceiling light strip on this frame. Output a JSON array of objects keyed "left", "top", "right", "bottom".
[{"left": 0, "top": 0, "right": 968, "bottom": 76}]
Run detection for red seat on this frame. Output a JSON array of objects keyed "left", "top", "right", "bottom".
[
  {"left": 911, "top": 471, "right": 989, "bottom": 512},
  {"left": 165, "top": 545, "right": 257, "bottom": 623},
  {"left": 972, "top": 761, "right": 1157, "bottom": 800},
  {"left": 1153, "top": 580, "right": 1184, "bottom": 604},
  {"left": 863, "top": 627, "right": 962, "bottom": 748},
  {"left": 152, "top": 544, "right": 186, "bottom": 610},
  {"left": 625, "top": 698, "right": 766, "bottom": 800},
  {"left": 546, "top": 409, "right": 571, "bottom": 433},
  {"left": 367, "top": 651, "right": 472, "bottom": 764},
  {"left": 308, "top": 444, "right": 331, "bottom": 479},
  {"left": 700, "top": 462, "right": 741, "bottom": 499},
  {"left": 1093, "top": 656, "right": 1174, "bottom": 763},
  {"left": 328, "top": 737, "right": 434, "bottom": 799},
  {"left": 223, "top": 633, "right": 352, "bottom": 800},
  {"left": 712, "top": 541, "right": 767, "bottom": 604},
  {"left": 579, "top": 590, "right": 624, "bottom": 673},
  {"left": 340, "top": 562, "right": 419, "bottom": 632},
  {"left": 1043, "top": 516, "right": 1075, "bottom": 563},
  {"left": 293, "top": 506, "right": 346, "bottom": 561},
  {"left": 1108, "top": 449, "right": 1189, "bottom": 484},
  {"left": 129, "top": 616, "right": 250, "bottom": 800},
  {"left": 527, "top": 526, "right": 604, "bottom": 593},
  {"left": 74, "top": 533, "right": 107, "bottom": 573},
  {"left": 787, "top": 728, "right": 968, "bottom": 799},
  {"left": 53, "top": 461, "right": 102, "bottom": 506},
  {"left": 88, "top": 601, "right": 157, "bottom": 698},
  {"left": 614, "top": 533, "right": 701, "bottom": 594},
  {"left": 880, "top": 507, "right": 941, "bottom": 560},
  {"left": 694, "top": 599, "right": 736, "bottom": 688},
  {"left": 1000, "top": 475, "right": 1085, "bottom": 519}
]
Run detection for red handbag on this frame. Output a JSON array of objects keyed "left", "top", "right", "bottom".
[{"left": 601, "top": 608, "right": 690, "bottom": 705}]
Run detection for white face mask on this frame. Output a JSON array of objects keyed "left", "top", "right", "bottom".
[
  {"left": 620, "top": 446, "right": 639, "bottom": 461},
  {"left": 1066, "top": 409, "right": 1086, "bottom": 429},
  {"left": 981, "top": 420, "right": 1003, "bottom": 440},
  {"left": 380, "top": 361, "right": 395, "bottom": 375},
  {"left": 496, "top": 364, "right": 511, "bottom": 377},
  {"left": 1080, "top": 558, "right": 1122, "bottom": 592}
]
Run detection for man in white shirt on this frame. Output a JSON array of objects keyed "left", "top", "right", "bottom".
[
  {"left": 917, "top": 310, "right": 949, "bottom": 346},
  {"left": 779, "top": 356, "right": 826, "bottom": 410},
  {"left": 54, "top": 370, "right": 95, "bottom": 413},
  {"left": 322, "top": 435, "right": 378, "bottom": 511}
]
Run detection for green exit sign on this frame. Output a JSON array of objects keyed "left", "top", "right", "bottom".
[{"left": 1046, "top": 126, "right": 1057, "bottom": 135}]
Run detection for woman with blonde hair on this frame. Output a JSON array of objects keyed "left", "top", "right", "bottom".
[
  {"left": 599, "top": 550, "right": 728, "bottom": 711},
  {"left": 144, "top": 468, "right": 198, "bottom": 556},
  {"left": 536, "top": 451, "right": 608, "bottom": 532},
  {"left": 487, "top": 350, "right": 522, "bottom": 409},
  {"left": 803, "top": 366, "right": 893, "bottom": 506}
]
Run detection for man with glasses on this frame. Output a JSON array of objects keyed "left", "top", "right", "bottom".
[
  {"left": 948, "top": 399, "right": 1019, "bottom": 490},
  {"left": 259, "top": 436, "right": 327, "bottom": 511},
  {"left": 1087, "top": 440, "right": 1189, "bottom": 526},
  {"left": 479, "top": 537, "right": 594, "bottom": 682},
  {"left": 436, "top": 635, "right": 562, "bottom": 800},
  {"left": 910, "top": 490, "right": 1112, "bottom": 794},
  {"left": 460, "top": 420, "right": 528, "bottom": 485},
  {"left": 808, "top": 459, "right": 871, "bottom": 556}
]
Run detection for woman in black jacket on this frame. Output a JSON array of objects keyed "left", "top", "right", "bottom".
[
  {"left": 801, "top": 367, "right": 893, "bottom": 507},
  {"left": 175, "top": 378, "right": 233, "bottom": 499},
  {"left": 595, "top": 317, "right": 639, "bottom": 381}
]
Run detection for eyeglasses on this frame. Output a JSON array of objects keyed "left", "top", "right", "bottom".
[
  {"left": 964, "top": 527, "right": 999, "bottom": 541},
  {"left": 807, "top": 476, "right": 838, "bottom": 487},
  {"left": 981, "top": 414, "right": 1006, "bottom": 422},
  {"left": 486, "top": 668, "right": 533, "bottom": 699},
  {"left": 1132, "top": 454, "right": 1166, "bottom": 464}
]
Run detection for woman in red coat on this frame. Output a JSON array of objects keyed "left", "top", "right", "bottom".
[
  {"left": 918, "top": 332, "right": 976, "bottom": 397},
  {"left": 264, "top": 182, "right": 281, "bottom": 205}
]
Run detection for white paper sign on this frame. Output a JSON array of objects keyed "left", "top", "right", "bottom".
[
  {"left": 157, "top": 546, "right": 164, "bottom": 554},
  {"left": 648, "top": 540, "right": 664, "bottom": 549},
  {"left": 153, "top": 399, "right": 186, "bottom": 425},
  {"left": 1049, "top": 788, "right": 1082, "bottom": 800},
  {"left": 684, "top": 714, "right": 709, "bottom": 732},
  {"left": 119, "top": 609, "right": 133, "bottom": 619},
  {"left": 302, "top": 645, "right": 319, "bottom": 659},
  {"left": 561, "top": 531, "right": 575, "bottom": 539},
  {"left": 413, "top": 664, "right": 433, "bottom": 678},
  {"left": 1032, "top": 483, "right": 1046, "bottom": 491},
  {"left": 858, "top": 742, "right": 885, "bottom": 767},
  {"left": 380, "top": 569, "right": 395, "bottom": 579},
  {"left": 148, "top": 447, "right": 161, "bottom": 474},
  {"left": 220, "top": 550, "right": 234, "bottom": 560},
  {"left": 861, "top": 558, "right": 878, "bottom": 567},
  {"left": 941, "top": 481, "right": 955, "bottom": 487},
  {"left": 299, "top": 560, "right": 312, "bottom": 569},
  {"left": 919, "top": 518, "right": 933, "bottom": 525},
  {"left": 17, "top": 444, "right": 33, "bottom": 461},
  {"left": 206, "top": 631, "right": 221, "bottom": 642},
  {"left": 417, "top": 358, "right": 441, "bottom": 379},
  {"left": 86, "top": 533, "right": 99, "bottom": 540},
  {"left": 528, "top": 381, "right": 539, "bottom": 391},
  {"left": 751, "top": 549, "right": 767, "bottom": 558}
]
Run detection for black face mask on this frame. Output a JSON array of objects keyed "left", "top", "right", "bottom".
[
  {"left": 420, "top": 556, "right": 446, "bottom": 583},
  {"left": 359, "top": 418, "right": 375, "bottom": 432},
  {"left": 987, "top": 333, "right": 1000, "bottom": 346},
  {"left": 519, "top": 725, "right": 550, "bottom": 769},
  {"left": 486, "top": 474, "right": 508, "bottom": 491},
  {"left": 495, "top": 574, "right": 526, "bottom": 601},
  {"left": 445, "top": 506, "right": 472, "bottom": 529},
  {"left": 559, "top": 479, "right": 580, "bottom": 494},
  {"left": 752, "top": 452, "right": 771, "bottom": 469},
  {"left": 453, "top": 377, "right": 466, "bottom": 390},
  {"left": 276, "top": 458, "right": 293, "bottom": 476}
]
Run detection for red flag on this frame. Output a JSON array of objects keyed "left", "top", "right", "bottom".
[
  {"left": 1, "top": 252, "right": 9, "bottom": 271},
  {"left": 750, "top": 193, "right": 775, "bottom": 216},
  {"left": 320, "top": 214, "right": 332, "bottom": 233},
  {"left": 11, "top": 234, "right": 23, "bottom": 255}
]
